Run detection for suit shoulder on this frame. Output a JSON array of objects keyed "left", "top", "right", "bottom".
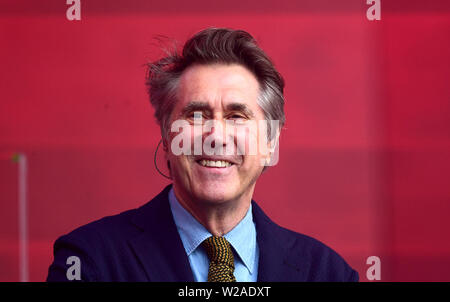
[
  {"left": 279, "top": 226, "right": 334, "bottom": 253},
  {"left": 57, "top": 206, "right": 141, "bottom": 246},
  {"left": 53, "top": 187, "right": 169, "bottom": 249},
  {"left": 275, "top": 225, "right": 359, "bottom": 281}
]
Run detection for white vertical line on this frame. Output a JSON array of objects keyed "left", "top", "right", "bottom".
[{"left": 18, "top": 153, "right": 29, "bottom": 282}]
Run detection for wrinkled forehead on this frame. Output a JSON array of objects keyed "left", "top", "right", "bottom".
[{"left": 174, "top": 63, "right": 261, "bottom": 113}]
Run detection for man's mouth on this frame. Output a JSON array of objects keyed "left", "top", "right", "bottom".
[{"left": 197, "top": 159, "right": 234, "bottom": 168}]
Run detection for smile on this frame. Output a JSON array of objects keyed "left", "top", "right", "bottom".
[{"left": 197, "top": 159, "right": 233, "bottom": 168}]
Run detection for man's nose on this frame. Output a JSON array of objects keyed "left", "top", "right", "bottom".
[{"left": 203, "top": 119, "right": 227, "bottom": 148}]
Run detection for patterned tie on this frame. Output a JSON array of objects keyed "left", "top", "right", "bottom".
[{"left": 202, "top": 236, "right": 236, "bottom": 282}]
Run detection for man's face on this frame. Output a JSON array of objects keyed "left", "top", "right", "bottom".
[{"left": 165, "top": 63, "right": 271, "bottom": 205}]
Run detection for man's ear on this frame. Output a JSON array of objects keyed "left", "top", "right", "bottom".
[
  {"left": 162, "top": 138, "right": 169, "bottom": 152},
  {"left": 162, "top": 138, "right": 172, "bottom": 177},
  {"left": 262, "top": 129, "right": 281, "bottom": 167}
]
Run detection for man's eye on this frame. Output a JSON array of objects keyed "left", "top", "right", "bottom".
[
  {"left": 187, "top": 112, "right": 204, "bottom": 120},
  {"left": 228, "top": 114, "right": 246, "bottom": 120}
]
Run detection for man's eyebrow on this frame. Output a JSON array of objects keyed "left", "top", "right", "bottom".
[
  {"left": 180, "top": 102, "right": 212, "bottom": 116},
  {"left": 225, "top": 102, "right": 255, "bottom": 118},
  {"left": 179, "top": 101, "right": 256, "bottom": 118}
]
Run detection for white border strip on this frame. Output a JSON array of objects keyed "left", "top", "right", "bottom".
[{"left": 18, "top": 153, "right": 29, "bottom": 282}]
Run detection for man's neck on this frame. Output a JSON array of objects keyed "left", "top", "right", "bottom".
[{"left": 172, "top": 186, "right": 253, "bottom": 237}]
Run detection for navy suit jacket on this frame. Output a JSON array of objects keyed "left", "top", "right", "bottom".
[{"left": 47, "top": 185, "right": 359, "bottom": 282}]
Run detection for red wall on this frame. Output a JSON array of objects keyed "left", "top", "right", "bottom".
[{"left": 1, "top": 0, "right": 449, "bottom": 281}]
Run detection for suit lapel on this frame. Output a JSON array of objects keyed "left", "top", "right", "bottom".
[
  {"left": 129, "top": 185, "right": 194, "bottom": 282},
  {"left": 252, "top": 201, "right": 304, "bottom": 281}
]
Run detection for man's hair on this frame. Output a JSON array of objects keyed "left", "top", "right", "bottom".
[{"left": 145, "top": 27, "right": 285, "bottom": 141}]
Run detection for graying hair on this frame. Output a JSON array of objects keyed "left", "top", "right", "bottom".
[{"left": 145, "top": 28, "right": 285, "bottom": 142}]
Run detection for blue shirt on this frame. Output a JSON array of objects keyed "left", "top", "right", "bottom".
[{"left": 168, "top": 188, "right": 259, "bottom": 282}]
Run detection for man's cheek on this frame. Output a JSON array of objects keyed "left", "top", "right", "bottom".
[
  {"left": 235, "top": 123, "right": 258, "bottom": 156},
  {"left": 169, "top": 155, "right": 189, "bottom": 175},
  {"left": 169, "top": 120, "right": 195, "bottom": 156}
]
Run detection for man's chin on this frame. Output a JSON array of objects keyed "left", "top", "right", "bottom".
[{"left": 192, "top": 186, "right": 237, "bottom": 204}]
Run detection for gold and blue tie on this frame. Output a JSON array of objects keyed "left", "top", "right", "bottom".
[{"left": 202, "top": 236, "right": 236, "bottom": 282}]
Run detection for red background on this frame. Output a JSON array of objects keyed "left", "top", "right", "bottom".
[{"left": 1, "top": 0, "right": 449, "bottom": 281}]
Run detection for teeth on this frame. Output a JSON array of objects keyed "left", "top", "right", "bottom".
[{"left": 199, "top": 160, "right": 232, "bottom": 168}]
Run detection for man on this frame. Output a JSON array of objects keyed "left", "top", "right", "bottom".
[{"left": 47, "top": 28, "right": 358, "bottom": 282}]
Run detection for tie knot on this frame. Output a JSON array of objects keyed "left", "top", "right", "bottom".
[{"left": 202, "top": 236, "right": 234, "bottom": 268}]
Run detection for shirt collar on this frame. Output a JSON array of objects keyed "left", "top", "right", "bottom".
[{"left": 168, "top": 187, "right": 257, "bottom": 274}]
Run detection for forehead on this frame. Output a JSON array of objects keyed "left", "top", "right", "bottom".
[{"left": 175, "top": 63, "right": 261, "bottom": 113}]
